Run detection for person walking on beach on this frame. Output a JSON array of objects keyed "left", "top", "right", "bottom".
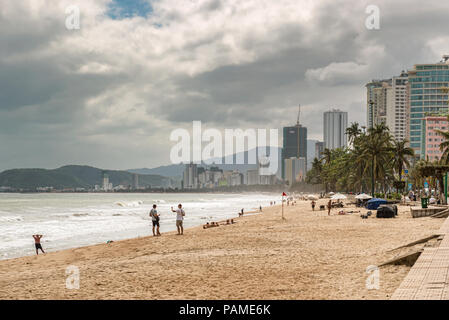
[
  {"left": 311, "top": 200, "right": 316, "bottom": 211},
  {"left": 327, "top": 199, "right": 332, "bottom": 216},
  {"left": 33, "top": 235, "right": 45, "bottom": 255},
  {"left": 171, "top": 204, "right": 185, "bottom": 235},
  {"left": 149, "top": 204, "right": 161, "bottom": 236}
]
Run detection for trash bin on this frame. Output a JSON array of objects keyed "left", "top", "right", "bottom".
[{"left": 421, "top": 197, "right": 429, "bottom": 209}]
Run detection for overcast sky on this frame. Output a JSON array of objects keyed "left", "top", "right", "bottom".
[{"left": 1, "top": 0, "right": 449, "bottom": 171}]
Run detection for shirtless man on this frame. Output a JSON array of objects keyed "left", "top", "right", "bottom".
[
  {"left": 33, "top": 234, "right": 45, "bottom": 255},
  {"left": 327, "top": 200, "right": 332, "bottom": 216}
]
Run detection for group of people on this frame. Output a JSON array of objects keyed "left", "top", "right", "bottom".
[
  {"left": 149, "top": 203, "right": 186, "bottom": 236},
  {"left": 310, "top": 199, "right": 333, "bottom": 216},
  {"left": 32, "top": 201, "right": 266, "bottom": 255}
]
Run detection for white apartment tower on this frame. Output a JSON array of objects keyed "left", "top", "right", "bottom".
[
  {"left": 365, "top": 73, "right": 408, "bottom": 141},
  {"left": 323, "top": 109, "right": 348, "bottom": 150},
  {"left": 386, "top": 72, "right": 408, "bottom": 141}
]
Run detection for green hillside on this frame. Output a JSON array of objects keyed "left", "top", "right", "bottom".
[{"left": 0, "top": 165, "right": 167, "bottom": 190}]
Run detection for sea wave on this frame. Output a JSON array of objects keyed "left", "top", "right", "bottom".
[
  {"left": 115, "top": 201, "right": 143, "bottom": 207},
  {"left": 0, "top": 216, "right": 24, "bottom": 222}
]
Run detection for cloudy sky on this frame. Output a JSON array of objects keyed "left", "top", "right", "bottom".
[{"left": 1, "top": 0, "right": 449, "bottom": 171}]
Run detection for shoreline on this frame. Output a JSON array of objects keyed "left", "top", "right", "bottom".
[
  {"left": 0, "top": 200, "right": 443, "bottom": 299},
  {"left": 0, "top": 208, "right": 263, "bottom": 263}
]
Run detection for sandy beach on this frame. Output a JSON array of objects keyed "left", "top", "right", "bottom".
[{"left": 0, "top": 199, "right": 443, "bottom": 300}]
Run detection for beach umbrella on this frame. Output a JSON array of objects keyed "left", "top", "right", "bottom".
[
  {"left": 355, "top": 193, "right": 372, "bottom": 200},
  {"left": 307, "top": 195, "right": 318, "bottom": 200},
  {"left": 331, "top": 193, "right": 347, "bottom": 200}
]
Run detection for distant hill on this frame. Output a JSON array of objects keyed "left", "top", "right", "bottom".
[{"left": 0, "top": 165, "right": 167, "bottom": 189}]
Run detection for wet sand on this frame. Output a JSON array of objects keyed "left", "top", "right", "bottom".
[{"left": 0, "top": 200, "right": 442, "bottom": 299}]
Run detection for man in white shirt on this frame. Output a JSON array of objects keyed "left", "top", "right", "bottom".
[{"left": 171, "top": 204, "right": 185, "bottom": 235}]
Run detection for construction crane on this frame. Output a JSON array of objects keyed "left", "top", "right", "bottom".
[{"left": 296, "top": 104, "right": 301, "bottom": 126}]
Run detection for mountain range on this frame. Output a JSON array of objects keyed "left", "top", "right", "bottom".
[{"left": 0, "top": 165, "right": 167, "bottom": 189}]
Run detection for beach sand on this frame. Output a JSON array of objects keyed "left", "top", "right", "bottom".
[{"left": 0, "top": 200, "right": 443, "bottom": 300}]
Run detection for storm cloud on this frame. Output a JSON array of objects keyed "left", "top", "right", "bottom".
[{"left": 1, "top": 0, "right": 449, "bottom": 171}]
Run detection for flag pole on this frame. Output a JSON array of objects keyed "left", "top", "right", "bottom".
[{"left": 282, "top": 192, "right": 286, "bottom": 220}]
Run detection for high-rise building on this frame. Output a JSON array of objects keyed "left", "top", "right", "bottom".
[
  {"left": 386, "top": 72, "right": 408, "bottom": 141},
  {"left": 323, "top": 109, "right": 348, "bottom": 150},
  {"left": 284, "top": 157, "right": 306, "bottom": 185},
  {"left": 366, "top": 73, "right": 408, "bottom": 141},
  {"left": 408, "top": 56, "right": 449, "bottom": 158},
  {"left": 102, "top": 172, "right": 111, "bottom": 191},
  {"left": 183, "top": 163, "right": 198, "bottom": 189},
  {"left": 132, "top": 173, "right": 139, "bottom": 190},
  {"left": 315, "top": 141, "right": 324, "bottom": 160},
  {"left": 366, "top": 79, "right": 390, "bottom": 128},
  {"left": 423, "top": 116, "right": 448, "bottom": 161},
  {"left": 282, "top": 106, "right": 307, "bottom": 179}
]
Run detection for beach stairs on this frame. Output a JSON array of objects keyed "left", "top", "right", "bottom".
[
  {"left": 410, "top": 206, "right": 448, "bottom": 218},
  {"left": 431, "top": 208, "right": 449, "bottom": 219},
  {"left": 391, "top": 216, "right": 449, "bottom": 300}
]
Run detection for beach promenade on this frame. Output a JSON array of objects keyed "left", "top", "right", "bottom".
[
  {"left": 0, "top": 201, "right": 442, "bottom": 300},
  {"left": 392, "top": 216, "right": 449, "bottom": 300}
]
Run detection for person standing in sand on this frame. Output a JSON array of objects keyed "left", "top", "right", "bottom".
[
  {"left": 32, "top": 235, "right": 45, "bottom": 255},
  {"left": 327, "top": 200, "right": 332, "bottom": 216},
  {"left": 311, "top": 200, "right": 316, "bottom": 211},
  {"left": 171, "top": 204, "right": 185, "bottom": 235},
  {"left": 149, "top": 204, "right": 161, "bottom": 236}
]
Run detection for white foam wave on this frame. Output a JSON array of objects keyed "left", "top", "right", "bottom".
[{"left": 0, "top": 216, "right": 24, "bottom": 222}]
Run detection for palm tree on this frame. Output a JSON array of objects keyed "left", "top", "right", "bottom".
[
  {"left": 390, "top": 139, "right": 414, "bottom": 193},
  {"left": 346, "top": 122, "right": 362, "bottom": 146},
  {"left": 320, "top": 148, "right": 332, "bottom": 165},
  {"left": 359, "top": 123, "right": 393, "bottom": 196}
]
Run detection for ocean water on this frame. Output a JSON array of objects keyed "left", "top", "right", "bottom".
[{"left": 0, "top": 192, "right": 278, "bottom": 260}]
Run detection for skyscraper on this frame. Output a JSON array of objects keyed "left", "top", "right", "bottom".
[
  {"left": 366, "top": 73, "right": 408, "bottom": 141},
  {"left": 366, "top": 79, "right": 390, "bottom": 128},
  {"left": 408, "top": 56, "right": 449, "bottom": 158},
  {"left": 323, "top": 109, "right": 348, "bottom": 150},
  {"left": 132, "top": 173, "right": 139, "bottom": 190},
  {"left": 281, "top": 107, "right": 307, "bottom": 179},
  {"left": 386, "top": 72, "right": 408, "bottom": 141}
]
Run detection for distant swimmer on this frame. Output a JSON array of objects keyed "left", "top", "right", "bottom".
[
  {"left": 150, "top": 204, "right": 161, "bottom": 236},
  {"left": 171, "top": 204, "right": 185, "bottom": 235},
  {"left": 32, "top": 235, "right": 45, "bottom": 255}
]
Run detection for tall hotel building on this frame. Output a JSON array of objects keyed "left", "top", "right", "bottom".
[
  {"left": 366, "top": 73, "right": 408, "bottom": 141},
  {"left": 323, "top": 109, "right": 348, "bottom": 150},
  {"left": 408, "top": 56, "right": 449, "bottom": 158},
  {"left": 366, "top": 79, "right": 390, "bottom": 128}
]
